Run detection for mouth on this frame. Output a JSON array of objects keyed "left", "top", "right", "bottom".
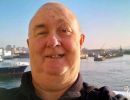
[{"left": 45, "top": 54, "right": 65, "bottom": 59}]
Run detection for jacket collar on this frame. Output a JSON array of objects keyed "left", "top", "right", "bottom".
[
  {"left": 20, "top": 71, "right": 41, "bottom": 100},
  {"left": 59, "top": 73, "right": 83, "bottom": 100}
]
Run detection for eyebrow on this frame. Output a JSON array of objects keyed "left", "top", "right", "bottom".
[
  {"left": 34, "top": 24, "right": 45, "bottom": 29},
  {"left": 32, "top": 24, "right": 46, "bottom": 34}
]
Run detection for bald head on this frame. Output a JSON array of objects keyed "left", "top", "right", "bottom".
[
  {"left": 28, "top": 2, "right": 81, "bottom": 37},
  {"left": 27, "top": 3, "right": 85, "bottom": 93}
]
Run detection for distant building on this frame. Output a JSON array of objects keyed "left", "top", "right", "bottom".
[
  {"left": 5, "top": 45, "right": 12, "bottom": 51},
  {"left": 87, "top": 49, "right": 106, "bottom": 57},
  {"left": 3, "top": 50, "right": 13, "bottom": 59},
  {"left": 0, "top": 48, "right": 4, "bottom": 56}
]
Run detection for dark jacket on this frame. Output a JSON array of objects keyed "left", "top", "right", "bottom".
[{"left": 0, "top": 71, "right": 127, "bottom": 100}]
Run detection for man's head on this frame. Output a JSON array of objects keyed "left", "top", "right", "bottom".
[{"left": 27, "top": 2, "right": 85, "bottom": 89}]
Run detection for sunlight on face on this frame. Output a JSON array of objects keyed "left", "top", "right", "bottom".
[{"left": 27, "top": 3, "right": 84, "bottom": 84}]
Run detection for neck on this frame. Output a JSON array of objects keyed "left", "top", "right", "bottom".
[
  {"left": 34, "top": 86, "right": 67, "bottom": 100},
  {"left": 32, "top": 73, "right": 79, "bottom": 100}
]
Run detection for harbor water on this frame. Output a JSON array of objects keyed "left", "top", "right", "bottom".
[
  {"left": 81, "top": 55, "right": 130, "bottom": 91},
  {"left": 0, "top": 55, "right": 130, "bottom": 91}
]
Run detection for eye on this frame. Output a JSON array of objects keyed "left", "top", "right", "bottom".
[
  {"left": 62, "top": 28, "right": 69, "bottom": 33},
  {"left": 37, "top": 31, "right": 48, "bottom": 35},
  {"left": 59, "top": 27, "right": 72, "bottom": 36},
  {"left": 34, "top": 26, "right": 48, "bottom": 37},
  {"left": 35, "top": 30, "right": 48, "bottom": 37}
]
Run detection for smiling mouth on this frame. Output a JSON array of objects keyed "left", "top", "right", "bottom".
[{"left": 45, "top": 54, "right": 64, "bottom": 59}]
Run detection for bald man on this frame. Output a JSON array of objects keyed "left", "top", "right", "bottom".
[{"left": 0, "top": 2, "right": 127, "bottom": 100}]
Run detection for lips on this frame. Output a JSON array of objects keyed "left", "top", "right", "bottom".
[{"left": 45, "top": 54, "right": 64, "bottom": 59}]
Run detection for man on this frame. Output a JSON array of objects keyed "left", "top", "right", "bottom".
[{"left": 0, "top": 2, "right": 127, "bottom": 100}]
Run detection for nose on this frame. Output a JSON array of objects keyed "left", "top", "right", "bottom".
[{"left": 46, "top": 34, "right": 61, "bottom": 48}]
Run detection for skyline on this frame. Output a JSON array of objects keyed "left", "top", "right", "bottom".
[{"left": 0, "top": 0, "right": 130, "bottom": 49}]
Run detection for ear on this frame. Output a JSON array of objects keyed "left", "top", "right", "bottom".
[
  {"left": 27, "top": 38, "right": 29, "bottom": 47},
  {"left": 80, "top": 34, "right": 85, "bottom": 48}
]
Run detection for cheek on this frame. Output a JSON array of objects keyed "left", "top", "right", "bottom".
[
  {"left": 62, "top": 37, "right": 80, "bottom": 52},
  {"left": 62, "top": 38, "right": 81, "bottom": 69},
  {"left": 29, "top": 39, "right": 46, "bottom": 72},
  {"left": 29, "top": 38, "right": 46, "bottom": 54},
  {"left": 62, "top": 37, "right": 81, "bottom": 66},
  {"left": 28, "top": 39, "right": 46, "bottom": 70}
]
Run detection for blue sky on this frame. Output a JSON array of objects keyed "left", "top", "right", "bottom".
[{"left": 0, "top": 0, "right": 130, "bottom": 49}]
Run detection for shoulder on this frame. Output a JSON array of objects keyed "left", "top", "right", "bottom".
[
  {"left": 0, "top": 87, "right": 21, "bottom": 94},
  {"left": 0, "top": 87, "right": 22, "bottom": 100},
  {"left": 81, "top": 82, "right": 117, "bottom": 100}
]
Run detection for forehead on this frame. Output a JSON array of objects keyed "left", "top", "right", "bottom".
[
  {"left": 28, "top": 3, "right": 81, "bottom": 36},
  {"left": 31, "top": 5, "right": 76, "bottom": 27}
]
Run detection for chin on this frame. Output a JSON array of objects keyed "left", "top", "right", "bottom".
[
  {"left": 44, "top": 66, "right": 68, "bottom": 76},
  {"left": 46, "top": 71, "right": 62, "bottom": 76}
]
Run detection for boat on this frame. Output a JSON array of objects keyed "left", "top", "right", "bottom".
[
  {"left": 94, "top": 55, "right": 106, "bottom": 61},
  {"left": 3, "top": 51, "right": 13, "bottom": 59},
  {"left": 104, "top": 47, "right": 123, "bottom": 59},
  {"left": 0, "top": 61, "right": 29, "bottom": 76},
  {"left": 0, "top": 56, "right": 3, "bottom": 62},
  {"left": 105, "top": 52, "right": 123, "bottom": 59},
  {"left": 80, "top": 54, "right": 88, "bottom": 59},
  {"left": 13, "top": 53, "right": 29, "bottom": 58}
]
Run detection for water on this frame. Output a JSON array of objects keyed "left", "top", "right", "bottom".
[
  {"left": 0, "top": 58, "right": 29, "bottom": 89},
  {"left": 80, "top": 55, "right": 130, "bottom": 91},
  {"left": 0, "top": 55, "right": 130, "bottom": 91}
]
